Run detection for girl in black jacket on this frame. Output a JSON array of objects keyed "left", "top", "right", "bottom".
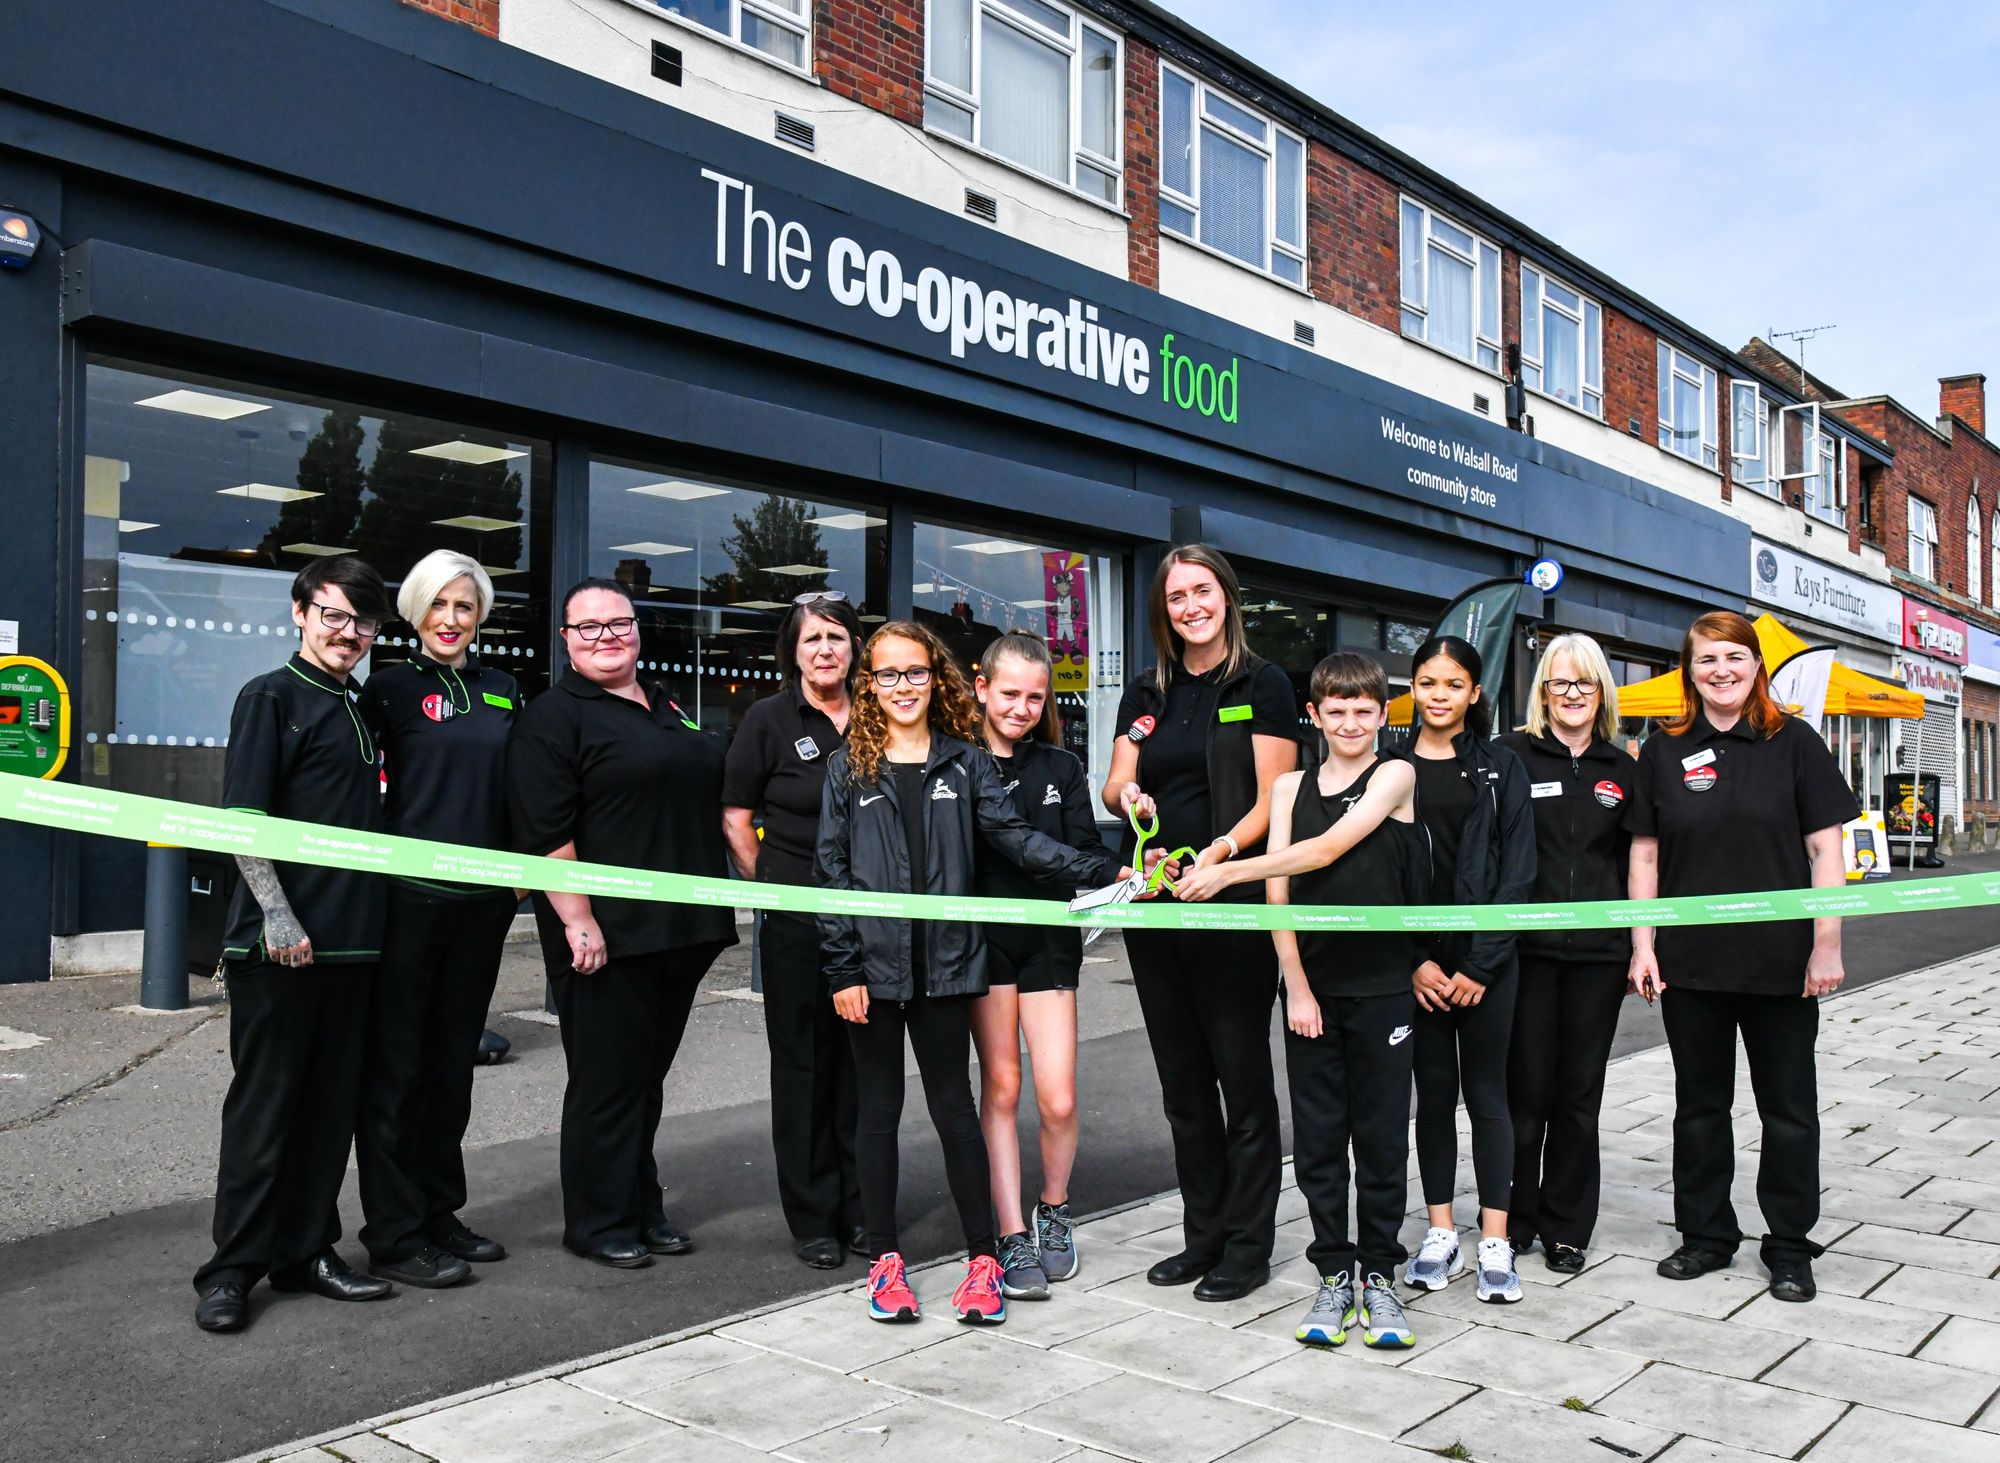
[
  {"left": 815, "top": 621, "right": 1122, "bottom": 1328},
  {"left": 1496, "top": 633, "right": 1634, "bottom": 1274},
  {"left": 1386, "top": 635, "right": 1536, "bottom": 1304}
]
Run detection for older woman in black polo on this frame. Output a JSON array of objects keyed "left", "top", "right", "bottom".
[
  {"left": 1627, "top": 610, "right": 1858, "bottom": 1305},
  {"left": 507, "top": 577, "right": 737, "bottom": 1268}
]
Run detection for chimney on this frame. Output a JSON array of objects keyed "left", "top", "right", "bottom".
[{"left": 1940, "top": 373, "right": 1986, "bottom": 437}]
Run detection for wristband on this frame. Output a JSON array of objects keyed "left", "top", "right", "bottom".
[{"left": 1213, "top": 834, "right": 1239, "bottom": 859}]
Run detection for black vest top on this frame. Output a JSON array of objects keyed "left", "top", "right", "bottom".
[{"left": 1290, "top": 759, "right": 1427, "bottom": 998}]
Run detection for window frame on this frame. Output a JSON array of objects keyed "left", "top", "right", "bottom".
[
  {"left": 1969, "top": 492, "right": 1983, "bottom": 606},
  {"left": 1908, "top": 495, "right": 1940, "bottom": 582},
  {"left": 1657, "top": 342, "right": 1719, "bottom": 470},
  {"left": 1156, "top": 60, "right": 1308, "bottom": 289},
  {"left": 1398, "top": 196, "right": 1502, "bottom": 374},
  {"left": 1519, "top": 262, "right": 1604, "bottom": 419},
  {"left": 1729, "top": 379, "right": 1781, "bottom": 497},
  {"left": 646, "top": 0, "right": 813, "bottom": 75},
  {"left": 922, "top": 0, "right": 1125, "bottom": 208}
]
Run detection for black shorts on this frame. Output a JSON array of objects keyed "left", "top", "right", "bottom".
[{"left": 986, "top": 927, "right": 1081, "bottom": 995}]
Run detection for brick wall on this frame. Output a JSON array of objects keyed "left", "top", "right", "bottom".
[
  {"left": 1305, "top": 142, "right": 1397, "bottom": 331},
  {"left": 1601, "top": 304, "right": 1654, "bottom": 447},
  {"left": 816, "top": 0, "right": 923, "bottom": 126},
  {"left": 1123, "top": 36, "right": 1160, "bottom": 289},
  {"left": 401, "top": 0, "right": 498, "bottom": 36}
]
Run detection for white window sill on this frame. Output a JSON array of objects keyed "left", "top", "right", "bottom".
[
  {"left": 1161, "top": 228, "right": 1310, "bottom": 295},
  {"left": 1525, "top": 384, "right": 1603, "bottom": 424},
  {"left": 1659, "top": 444, "right": 1721, "bottom": 476},
  {"left": 611, "top": 0, "right": 816, "bottom": 82},
  {"left": 1399, "top": 329, "right": 1506, "bottom": 380},
  {"left": 921, "top": 122, "right": 1129, "bottom": 219},
  {"left": 1732, "top": 479, "right": 1783, "bottom": 501}
]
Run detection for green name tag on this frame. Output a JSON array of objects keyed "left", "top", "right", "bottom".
[
  {"left": 482, "top": 692, "right": 512, "bottom": 710},
  {"left": 1217, "top": 704, "right": 1252, "bottom": 723}
]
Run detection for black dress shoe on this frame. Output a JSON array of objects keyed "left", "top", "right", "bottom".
[
  {"left": 797, "top": 1237, "right": 845, "bottom": 1270},
  {"left": 1544, "top": 1243, "right": 1587, "bottom": 1275},
  {"left": 1767, "top": 1256, "right": 1816, "bottom": 1303},
  {"left": 1145, "top": 1252, "right": 1215, "bottom": 1287},
  {"left": 1193, "top": 1265, "right": 1269, "bottom": 1302},
  {"left": 643, "top": 1220, "right": 693, "bottom": 1256},
  {"left": 195, "top": 1282, "right": 248, "bottom": 1332},
  {"left": 568, "top": 1239, "right": 653, "bottom": 1269},
  {"left": 368, "top": 1245, "right": 471, "bottom": 1290},
  {"left": 1656, "top": 1244, "right": 1734, "bottom": 1281},
  {"left": 432, "top": 1218, "right": 507, "bottom": 1263},
  {"left": 847, "top": 1225, "right": 870, "bottom": 1257},
  {"left": 271, "top": 1250, "right": 393, "bottom": 1301}
]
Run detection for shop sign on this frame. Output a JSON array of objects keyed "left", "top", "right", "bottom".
[
  {"left": 1897, "top": 653, "right": 1963, "bottom": 702},
  {"left": 1748, "top": 538, "right": 1900, "bottom": 643},
  {"left": 1902, "top": 600, "right": 1969, "bottom": 662}
]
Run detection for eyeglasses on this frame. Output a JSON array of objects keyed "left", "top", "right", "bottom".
[
  {"left": 793, "top": 590, "right": 849, "bottom": 606},
  {"left": 563, "top": 617, "right": 638, "bottom": 642},
  {"left": 310, "top": 602, "right": 382, "bottom": 639},
  {"left": 1546, "top": 678, "right": 1599, "bottom": 697},
  {"left": 869, "top": 666, "right": 932, "bottom": 689}
]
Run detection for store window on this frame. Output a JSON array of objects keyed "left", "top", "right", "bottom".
[
  {"left": 1656, "top": 343, "right": 1718, "bottom": 470},
  {"left": 1520, "top": 264, "right": 1603, "bottom": 418},
  {"left": 1238, "top": 586, "right": 1330, "bottom": 722},
  {"left": 911, "top": 520, "right": 1123, "bottom": 806},
  {"left": 1908, "top": 496, "right": 1939, "bottom": 582},
  {"left": 80, "top": 360, "right": 550, "bottom": 805},
  {"left": 587, "top": 459, "right": 887, "bottom": 733},
  {"left": 1158, "top": 64, "right": 1306, "bottom": 286},
  {"left": 1399, "top": 198, "right": 1501, "bottom": 373},
  {"left": 925, "top": 0, "right": 1122, "bottom": 202},
  {"left": 655, "top": 0, "right": 811, "bottom": 71},
  {"left": 1968, "top": 493, "right": 1982, "bottom": 606}
]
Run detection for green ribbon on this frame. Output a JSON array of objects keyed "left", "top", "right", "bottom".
[{"left": 3, "top": 775, "right": 1995, "bottom": 934}]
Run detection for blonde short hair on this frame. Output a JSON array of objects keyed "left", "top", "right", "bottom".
[
  {"left": 397, "top": 550, "right": 493, "bottom": 629},
  {"left": 1525, "top": 632, "right": 1621, "bottom": 741}
]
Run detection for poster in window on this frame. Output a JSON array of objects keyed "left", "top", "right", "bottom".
[{"left": 1044, "top": 551, "right": 1089, "bottom": 692}]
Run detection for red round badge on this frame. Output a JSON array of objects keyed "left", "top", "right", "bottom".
[
  {"left": 1683, "top": 766, "right": 1717, "bottom": 793},
  {"left": 421, "top": 693, "right": 447, "bottom": 723},
  {"left": 1128, "top": 715, "right": 1157, "bottom": 743},
  {"left": 1593, "top": 780, "right": 1624, "bottom": 808}
]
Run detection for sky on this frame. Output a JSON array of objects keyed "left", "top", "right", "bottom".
[{"left": 1159, "top": 0, "right": 2000, "bottom": 420}]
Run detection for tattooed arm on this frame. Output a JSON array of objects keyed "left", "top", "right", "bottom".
[{"left": 235, "top": 856, "right": 312, "bottom": 967}]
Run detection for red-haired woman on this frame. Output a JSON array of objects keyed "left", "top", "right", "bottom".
[{"left": 1627, "top": 610, "right": 1857, "bottom": 1304}]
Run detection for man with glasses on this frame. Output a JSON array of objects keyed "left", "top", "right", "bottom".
[{"left": 194, "top": 555, "right": 397, "bottom": 1333}]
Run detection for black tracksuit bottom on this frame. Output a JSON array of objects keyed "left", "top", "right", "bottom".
[
  {"left": 1124, "top": 926, "right": 1281, "bottom": 1274},
  {"left": 194, "top": 957, "right": 373, "bottom": 1292},
  {"left": 358, "top": 883, "right": 516, "bottom": 1261},
  {"left": 1286, "top": 987, "right": 1416, "bottom": 1280},
  {"left": 847, "top": 989, "right": 996, "bottom": 1260},
  {"left": 760, "top": 913, "right": 861, "bottom": 1243},
  {"left": 550, "top": 942, "right": 727, "bottom": 1251},
  {"left": 1414, "top": 974, "right": 1517, "bottom": 1212},
  {"left": 1662, "top": 986, "right": 1822, "bottom": 1264},
  {"left": 1507, "top": 957, "right": 1627, "bottom": 1249}
]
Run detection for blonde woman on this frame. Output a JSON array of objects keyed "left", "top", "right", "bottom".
[{"left": 1494, "top": 633, "right": 1633, "bottom": 1274}]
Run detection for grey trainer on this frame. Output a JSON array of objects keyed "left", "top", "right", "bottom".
[
  {"left": 1035, "top": 1201, "right": 1079, "bottom": 1282},
  {"left": 1359, "top": 1273, "right": 1415, "bottom": 1348},
  {"left": 1294, "top": 1272, "right": 1355, "bottom": 1346},
  {"left": 998, "top": 1232, "right": 1049, "bottom": 1300}
]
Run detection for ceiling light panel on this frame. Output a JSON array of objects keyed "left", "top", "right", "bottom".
[
  {"left": 217, "top": 483, "right": 321, "bottom": 502},
  {"left": 608, "top": 542, "right": 692, "bottom": 556},
  {"left": 627, "top": 480, "right": 731, "bottom": 501},
  {"left": 135, "top": 390, "right": 269, "bottom": 420},
  {"left": 431, "top": 515, "right": 522, "bottom": 531},
  {"left": 409, "top": 441, "right": 529, "bottom": 465}
]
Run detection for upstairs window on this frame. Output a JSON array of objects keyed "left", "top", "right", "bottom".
[
  {"left": 1970, "top": 494, "right": 1984, "bottom": 605},
  {"left": 1908, "top": 495, "right": 1939, "bottom": 581},
  {"left": 1657, "top": 343, "right": 1718, "bottom": 468},
  {"left": 1520, "top": 264, "right": 1602, "bottom": 418},
  {"left": 1399, "top": 198, "right": 1501, "bottom": 372},
  {"left": 1158, "top": 64, "right": 1307, "bottom": 286},
  {"left": 925, "top": 0, "right": 1123, "bottom": 203},
  {"left": 1730, "top": 380, "right": 1779, "bottom": 496},
  {"left": 657, "top": 0, "right": 810, "bottom": 70}
]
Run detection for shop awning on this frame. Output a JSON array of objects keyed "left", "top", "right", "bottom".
[{"left": 1616, "top": 614, "right": 1923, "bottom": 721}]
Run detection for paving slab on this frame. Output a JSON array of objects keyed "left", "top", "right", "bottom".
[
  {"left": 864, "top": 1330, "right": 1116, "bottom": 1419},
  {"left": 1404, "top": 1322, "right": 1644, "bottom": 1405},
  {"left": 1561, "top": 1253, "right": 1768, "bottom": 1318},
  {"left": 1590, "top": 1362, "right": 1846, "bottom": 1456},
  {"left": 565, "top": 1336, "right": 760, "bottom": 1403},
  {"left": 1397, "top": 1388, "right": 1676, "bottom": 1463},
  {"left": 1233, "top": 1291, "right": 1474, "bottom": 1362},
  {"left": 1831, "top": 1222, "right": 2000, "bottom": 1276},
  {"left": 1730, "top": 1287, "right": 1946, "bottom": 1355},
  {"left": 1211, "top": 1418, "right": 1438, "bottom": 1462},
  {"left": 1818, "top": 1186, "right": 1972, "bottom": 1233},
  {"left": 1218, "top": 1349, "right": 1473, "bottom": 1438},
  {"left": 1803, "top": 1248, "right": 1899, "bottom": 1297},
  {"left": 1014, "top": 1372, "right": 1285, "bottom": 1463},
  {"left": 782, "top": 1397, "right": 1074, "bottom": 1463},
  {"left": 1404, "top": 1269, "right": 1626, "bottom": 1340},
  {"left": 1946, "top": 1206, "right": 2000, "bottom": 1244},
  {"left": 630, "top": 1352, "right": 896, "bottom": 1450},
  {"left": 1916, "top": 1312, "right": 2000, "bottom": 1374},
  {"left": 1086, "top": 1271, "right": 1309, "bottom": 1327},
  {"left": 1883, "top": 1263, "right": 2000, "bottom": 1322},
  {"left": 978, "top": 1285, "right": 1150, "bottom": 1350},
  {"left": 1648, "top": 1441, "right": 1797, "bottom": 1463},
  {"left": 1761, "top": 1338, "right": 1996, "bottom": 1424},
  {"left": 1055, "top": 1309, "right": 1291, "bottom": 1390},
  {"left": 382, "top": 1379, "right": 683, "bottom": 1463},
  {"left": 1570, "top": 1302, "right": 1800, "bottom": 1380},
  {"left": 715, "top": 1287, "right": 951, "bottom": 1374},
  {"left": 1806, "top": 1404, "right": 2000, "bottom": 1463},
  {"left": 317, "top": 1436, "right": 431, "bottom": 1463}
]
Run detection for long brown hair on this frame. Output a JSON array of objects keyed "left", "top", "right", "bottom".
[
  {"left": 977, "top": 630, "right": 1063, "bottom": 747},
  {"left": 846, "top": 620, "right": 981, "bottom": 785},
  {"left": 1148, "top": 543, "right": 1249, "bottom": 692},
  {"left": 1661, "top": 610, "right": 1787, "bottom": 737}
]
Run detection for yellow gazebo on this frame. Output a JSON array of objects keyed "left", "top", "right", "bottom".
[{"left": 1615, "top": 613, "right": 1923, "bottom": 722}]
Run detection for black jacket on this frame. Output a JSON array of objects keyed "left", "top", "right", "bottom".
[
  {"left": 814, "top": 735, "right": 1122, "bottom": 1000},
  {"left": 975, "top": 738, "right": 1117, "bottom": 902},
  {"left": 1119, "top": 654, "right": 1291, "bottom": 856},
  {"left": 1384, "top": 730, "right": 1536, "bottom": 986},
  {"left": 1495, "top": 730, "right": 1634, "bottom": 965}
]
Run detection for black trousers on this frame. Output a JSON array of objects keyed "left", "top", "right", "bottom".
[
  {"left": 1507, "top": 958, "right": 1627, "bottom": 1249},
  {"left": 193, "top": 957, "right": 373, "bottom": 1292},
  {"left": 550, "top": 943, "right": 725, "bottom": 1251},
  {"left": 1286, "top": 987, "right": 1415, "bottom": 1280},
  {"left": 1414, "top": 974, "right": 1517, "bottom": 1212},
  {"left": 847, "top": 990, "right": 997, "bottom": 1260},
  {"left": 1662, "top": 986, "right": 1821, "bottom": 1264},
  {"left": 760, "top": 914, "right": 861, "bottom": 1242},
  {"left": 1124, "top": 927, "right": 1281, "bottom": 1273},
  {"left": 357, "top": 884, "right": 516, "bottom": 1261}
]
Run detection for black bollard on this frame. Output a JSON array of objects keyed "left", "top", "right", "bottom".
[{"left": 140, "top": 843, "right": 189, "bottom": 1011}]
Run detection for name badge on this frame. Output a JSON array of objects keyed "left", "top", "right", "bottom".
[
  {"left": 1681, "top": 748, "right": 1716, "bottom": 771},
  {"left": 1530, "top": 781, "right": 1563, "bottom": 799},
  {"left": 1217, "top": 704, "right": 1252, "bottom": 723},
  {"left": 794, "top": 737, "right": 820, "bottom": 761},
  {"left": 482, "top": 691, "right": 512, "bottom": 710}
]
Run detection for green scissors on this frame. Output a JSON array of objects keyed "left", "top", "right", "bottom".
[{"left": 1127, "top": 805, "right": 1198, "bottom": 896}]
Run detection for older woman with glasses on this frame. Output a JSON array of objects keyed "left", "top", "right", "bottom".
[{"left": 507, "top": 578, "right": 737, "bottom": 1269}]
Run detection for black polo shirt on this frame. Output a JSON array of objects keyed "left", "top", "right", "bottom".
[
  {"left": 507, "top": 669, "right": 738, "bottom": 961},
  {"left": 1627, "top": 711, "right": 1859, "bottom": 994},
  {"left": 1115, "top": 661, "right": 1293, "bottom": 857},
  {"left": 719, "top": 682, "right": 844, "bottom": 901},
  {"left": 220, "top": 655, "right": 386, "bottom": 964},
  {"left": 359, "top": 653, "right": 518, "bottom": 898}
]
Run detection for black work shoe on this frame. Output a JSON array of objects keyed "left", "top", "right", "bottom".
[
  {"left": 270, "top": 1250, "right": 393, "bottom": 1301},
  {"left": 847, "top": 1225, "right": 871, "bottom": 1257},
  {"left": 797, "top": 1237, "right": 845, "bottom": 1270},
  {"left": 1544, "top": 1243, "right": 1587, "bottom": 1275},
  {"left": 195, "top": 1282, "right": 248, "bottom": 1332},
  {"left": 1656, "top": 1244, "right": 1734, "bottom": 1281},
  {"left": 368, "top": 1246, "right": 471, "bottom": 1290},
  {"left": 567, "top": 1240, "right": 653, "bottom": 1269},
  {"left": 1194, "top": 1265, "right": 1269, "bottom": 1302},
  {"left": 1767, "top": 1256, "right": 1816, "bottom": 1302},
  {"left": 642, "top": 1220, "right": 693, "bottom": 1255},
  {"left": 432, "top": 1218, "right": 506, "bottom": 1263},
  {"left": 1146, "top": 1251, "right": 1214, "bottom": 1287}
]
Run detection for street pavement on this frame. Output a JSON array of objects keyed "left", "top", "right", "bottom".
[{"left": 255, "top": 943, "right": 2000, "bottom": 1463}]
